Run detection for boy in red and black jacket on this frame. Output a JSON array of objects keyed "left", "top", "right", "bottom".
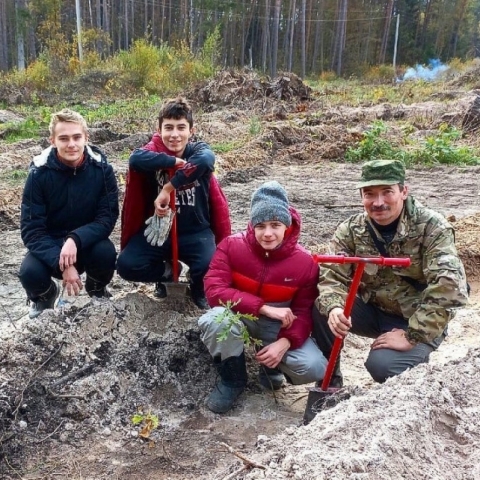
[{"left": 118, "top": 97, "right": 230, "bottom": 309}]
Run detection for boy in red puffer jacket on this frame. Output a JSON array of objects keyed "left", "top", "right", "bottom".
[{"left": 198, "top": 181, "right": 327, "bottom": 413}]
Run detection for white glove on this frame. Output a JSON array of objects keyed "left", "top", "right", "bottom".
[{"left": 144, "top": 210, "right": 174, "bottom": 247}]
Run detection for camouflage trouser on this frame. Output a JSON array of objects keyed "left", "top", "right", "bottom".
[
  {"left": 312, "top": 297, "right": 445, "bottom": 383},
  {"left": 198, "top": 306, "right": 327, "bottom": 385}
]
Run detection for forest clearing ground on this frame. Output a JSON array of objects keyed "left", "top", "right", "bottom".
[{"left": 1, "top": 88, "right": 480, "bottom": 478}]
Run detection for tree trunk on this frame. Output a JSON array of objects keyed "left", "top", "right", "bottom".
[
  {"left": 104, "top": 0, "right": 111, "bottom": 55},
  {"left": 15, "top": 0, "right": 25, "bottom": 71},
  {"left": 95, "top": 0, "right": 101, "bottom": 53},
  {"left": 271, "top": 0, "right": 281, "bottom": 77},
  {"left": 331, "top": 0, "right": 347, "bottom": 75},
  {"left": 0, "top": 0, "right": 8, "bottom": 70},
  {"left": 241, "top": 0, "right": 246, "bottom": 66},
  {"left": 450, "top": 0, "right": 469, "bottom": 57},
  {"left": 379, "top": 0, "right": 394, "bottom": 63},
  {"left": 311, "top": 0, "right": 320, "bottom": 73},
  {"left": 124, "top": 0, "right": 129, "bottom": 48},
  {"left": 144, "top": 0, "right": 148, "bottom": 35},
  {"left": 261, "top": 0, "right": 270, "bottom": 73},
  {"left": 300, "top": 0, "right": 306, "bottom": 78},
  {"left": 419, "top": 0, "right": 432, "bottom": 50},
  {"left": 87, "top": 0, "right": 93, "bottom": 27}
]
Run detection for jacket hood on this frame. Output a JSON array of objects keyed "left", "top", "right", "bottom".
[
  {"left": 149, "top": 133, "right": 176, "bottom": 156},
  {"left": 32, "top": 144, "right": 104, "bottom": 169},
  {"left": 246, "top": 205, "right": 301, "bottom": 259},
  {"left": 148, "top": 132, "right": 199, "bottom": 157}
]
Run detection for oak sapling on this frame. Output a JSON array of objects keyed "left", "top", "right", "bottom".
[
  {"left": 214, "top": 300, "right": 280, "bottom": 395},
  {"left": 131, "top": 408, "right": 159, "bottom": 439},
  {"left": 214, "top": 300, "right": 261, "bottom": 349}
]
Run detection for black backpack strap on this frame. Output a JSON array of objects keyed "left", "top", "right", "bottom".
[
  {"left": 365, "top": 221, "right": 389, "bottom": 257},
  {"left": 365, "top": 220, "right": 427, "bottom": 292}
]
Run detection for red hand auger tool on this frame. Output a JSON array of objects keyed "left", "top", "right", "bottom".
[
  {"left": 303, "top": 254, "right": 411, "bottom": 424},
  {"left": 163, "top": 168, "right": 188, "bottom": 299}
]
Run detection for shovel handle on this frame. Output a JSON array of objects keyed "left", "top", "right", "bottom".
[
  {"left": 313, "top": 254, "right": 411, "bottom": 267},
  {"left": 320, "top": 262, "right": 366, "bottom": 391},
  {"left": 167, "top": 169, "right": 180, "bottom": 282}
]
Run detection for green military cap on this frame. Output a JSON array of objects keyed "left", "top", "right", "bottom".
[{"left": 356, "top": 159, "right": 406, "bottom": 188}]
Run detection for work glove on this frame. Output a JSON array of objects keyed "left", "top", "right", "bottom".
[{"left": 144, "top": 210, "right": 174, "bottom": 247}]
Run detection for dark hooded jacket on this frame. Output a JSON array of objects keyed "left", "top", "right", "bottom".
[
  {"left": 20, "top": 145, "right": 119, "bottom": 270},
  {"left": 204, "top": 207, "right": 319, "bottom": 350}
]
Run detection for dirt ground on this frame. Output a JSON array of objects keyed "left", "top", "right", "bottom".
[{"left": 1, "top": 77, "right": 480, "bottom": 479}]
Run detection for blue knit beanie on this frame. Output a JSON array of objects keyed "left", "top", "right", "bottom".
[{"left": 250, "top": 181, "right": 292, "bottom": 227}]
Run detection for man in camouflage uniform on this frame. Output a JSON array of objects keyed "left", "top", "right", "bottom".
[{"left": 313, "top": 159, "right": 469, "bottom": 384}]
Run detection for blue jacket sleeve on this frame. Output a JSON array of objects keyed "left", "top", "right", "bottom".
[
  {"left": 170, "top": 142, "right": 215, "bottom": 189},
  {"left": 129, "top": 148, "right": 176, "bottom": 172},
  {"left": 21, "top": 169, "right": 62, "bottom": 270},
  {"left": 70, "top": 163, "right": 119, "bottom": 249}
]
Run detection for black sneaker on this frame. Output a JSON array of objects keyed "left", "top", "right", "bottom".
[
  {"left": 154, "top": 282, "right": 167, "bottom": 299},
  {"left": 316, "top": 374, "right": 344, "bottom": 389},
  {"left": 29, "top": 281, "right": 60, "bottom": 319},
  {"left": 191, "top": 292, "right": 209, "bottom": 309},
  {"left": 86, "top": 275, "right": 112, "bottom": 298}
]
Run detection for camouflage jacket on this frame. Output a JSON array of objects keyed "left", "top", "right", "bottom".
[{"left": 316, "top": 196, "right": 468, "bottom": 343}]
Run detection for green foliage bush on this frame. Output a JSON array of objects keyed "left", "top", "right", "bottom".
[
  {"left": 2, "top": 117, "right": 42, "bottom": 142},
  {"left": 114, "top": 30, "right": 220, "bottom": 95},
  {"left": 345, "top": 121, "right": 480, "bottom": 166},
  {"left": 0, "top": 29, "right": 220, "bottom": 102}
]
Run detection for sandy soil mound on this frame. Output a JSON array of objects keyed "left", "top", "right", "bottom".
[
  {"left": 241, "top": 349, "right": 480, "bottom": 480},
  {"left": 0, "top": 186, "right": 21, "bottom": 231},
  {"left": 451, "top": 212, "right": 480, "bottom": 282}
]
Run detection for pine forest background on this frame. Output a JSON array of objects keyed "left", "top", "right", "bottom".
[{"left": 1, "top": 0, "right": 480, "bottom": 80}]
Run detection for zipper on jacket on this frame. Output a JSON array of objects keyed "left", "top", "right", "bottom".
[{"left": 255, "top": 252, "right": 270, "bottom": 297}]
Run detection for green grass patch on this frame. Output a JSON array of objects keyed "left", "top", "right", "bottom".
[
  {"left": 119, "top": 149, "right": 132, "bottom": 161},
  {"left": 345, "top": 121, "right": 480, "bottom": 166},
  {"left": 1, "top": 117, "right": 44, "bottom": 142},
  {"left": 211, "top": 141, "right": 243, "bottom": 154},
  {"left": 0, "top": 169, "right": 29, "bottom": 184},
  {"left": 307, "top": 78, "right": 439, "bottom": 107},
  {"left": 248, "top": 116, "right": 262, "bottom": 136},
  {"left": 73, "top": 96, "right": 162, "bottom": 133}
]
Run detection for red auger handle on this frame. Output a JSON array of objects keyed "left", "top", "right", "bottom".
[
  {"left": 313, "top": 254, "right": 411, "bottom": 268},
  {"left": 320, "top": 262, "right": 366, "bottom": 391},
  {"left": 317, "top": 253, "right": 411, "bottom": 391},
  {"left": 166, "top": 169, "right": 180, "bottom": 282}
]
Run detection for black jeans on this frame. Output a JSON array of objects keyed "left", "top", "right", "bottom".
[
  {"left": 117, "top": 228, "right": 216, "bottom": 295},
  {"left": 19, "top": 239, "right": 116, "bottom": 300},
  {"left": 312, "top": 297, "right": 445, "bottom": 383}
]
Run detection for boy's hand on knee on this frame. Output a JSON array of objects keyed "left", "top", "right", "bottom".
[
  {"left": 256, "top": 338, "right": 291, "bottom": 368},
  {"left": 259, "top": 305, "right": 296, "bottom": 329},
  {"left": 371, "top": 329, "right": 414, "bottom": 351}
]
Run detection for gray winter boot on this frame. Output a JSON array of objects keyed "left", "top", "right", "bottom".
[
  {"left": 206, "top": 352, "right": 248, "bottom": 414},
  {"left": 29, "top": 281, "right": 60, "bottom": 319},
  {"left": 259, "top": 366, "right": 285, "bottom": 390}
]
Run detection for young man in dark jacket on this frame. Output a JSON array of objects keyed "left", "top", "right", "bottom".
[
  {"left": 198, "top": 181, "right": 327, "bottom": 413},
  {"left": 117, "top": 97, "right": 230, "bottom": 309},
  {"left": 19, "top": 109, "right": 119, "bottom": 319}
]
